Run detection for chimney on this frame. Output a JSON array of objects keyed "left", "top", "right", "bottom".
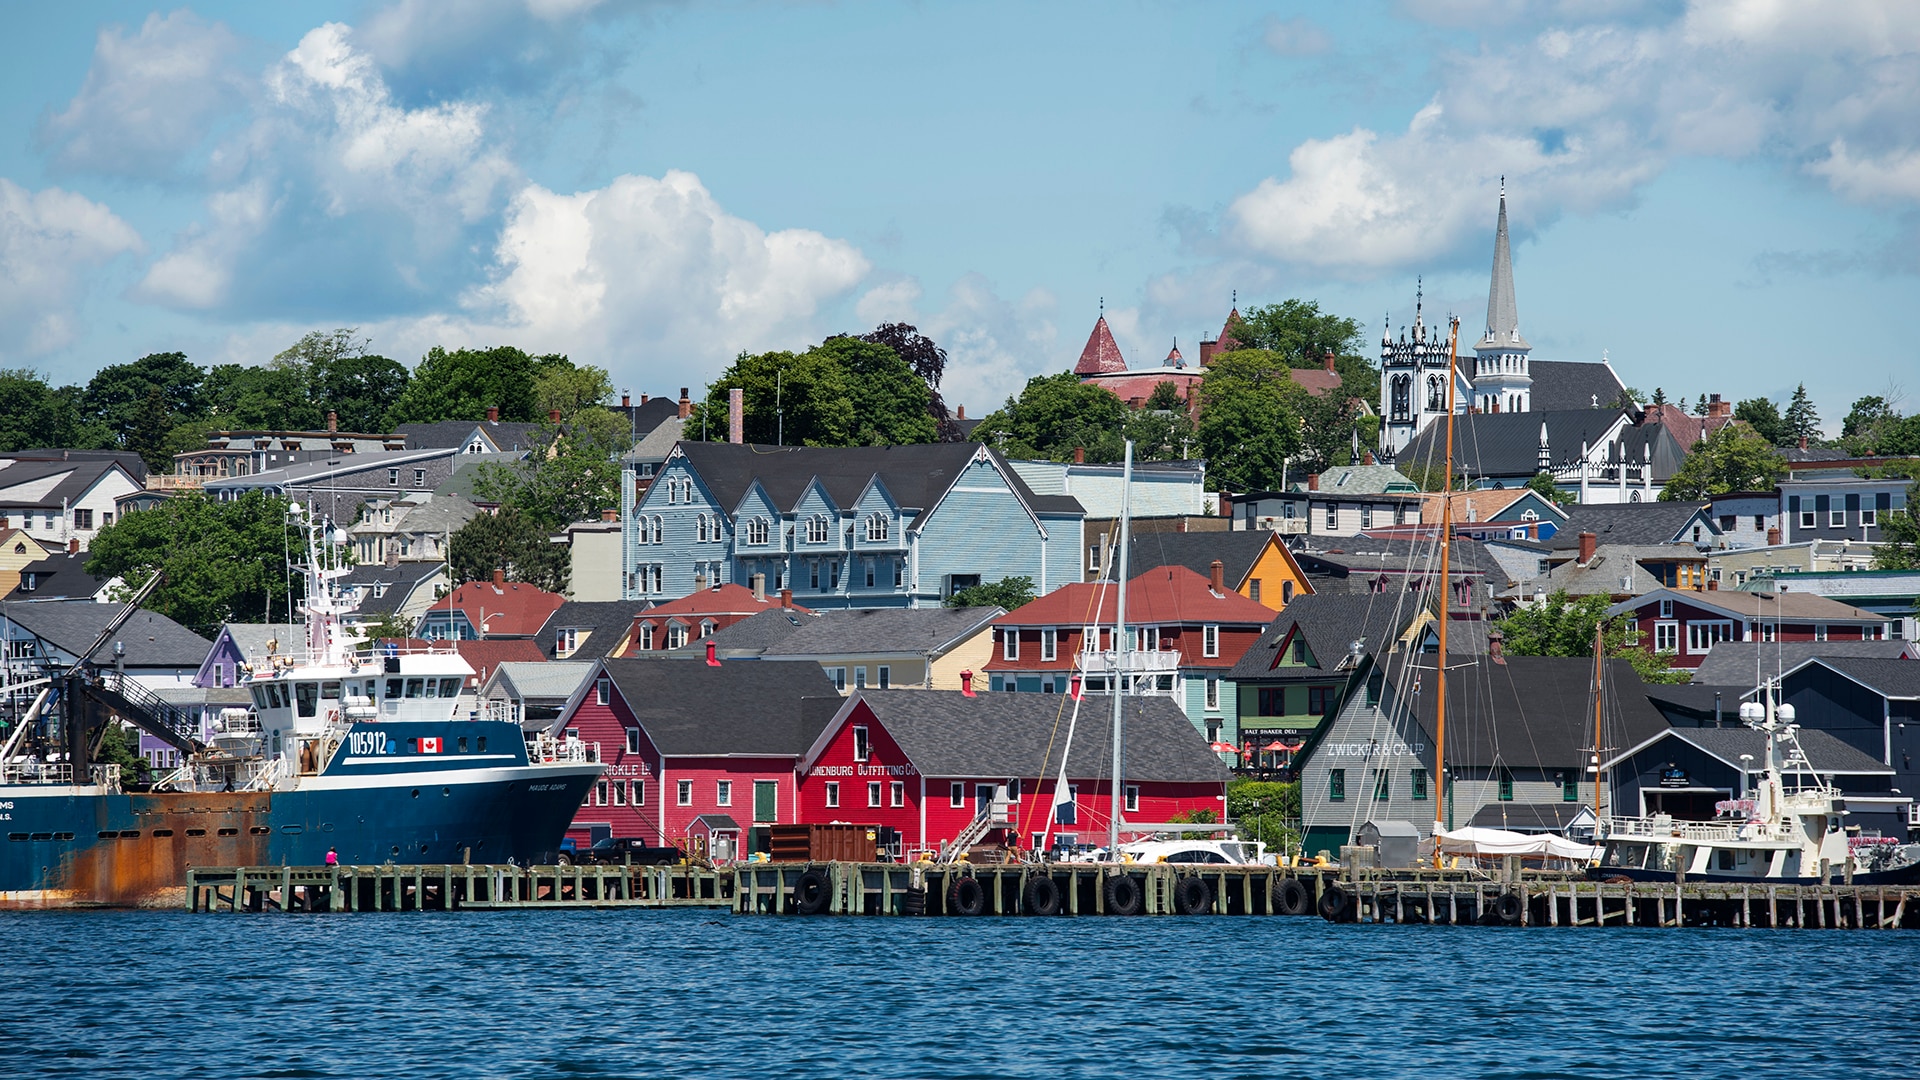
[
  {"left": 1707, "top": 394, "right": 1730, "bottom": 419},
  {"left": 548, "top": 409, "right": 562, "bottom": 424},
  {"left": 1766, "top": 525, "right": 1781, "bottom": 546},
  {"left": 1069, "top": 673, "right": 1083, "bottom": 700},
  {"left": 1708, "top": 578, "right": 1719, "bottom": 591},
  {"left": 621, "top": 391, "right": 631, "bottom": 408},
  {"left": 1489, "top": 628, "right": 1506, "bottom": 664},
  {"left": 327, "top": 410, "right": 338, "bottom": 433},
  {"left": 384, "top": 544, "right": 399, "bottom": 569},
  {"left": 751, "top": 572, "right": 766, "bottom": 602},
  {"left": 728, "top": 387, "right": 744, "bottom": 444},
  {"left": 959, "top": 669, "right": 976, "bottom": 697},
  {"left": 706, "top": 640, "right": 721, "bottom": 667},
  {"left": 486, "top": 405, "right": 499, "bottom": 423},
  {"left": 1209, "top": 559, "right": 1225, "bottom": 595},
  {"left": 1798, "top": 435, "right": 1808, "bottom": 451},
  {"left": 640, "top": 394, "right": 649, "bottom": 405},
  {"left": 1362, "top": 451, "right": 1375, "bottom": 466},
  {"left": 779, "top": 587, "right": 792, "bottom": 609},
  {"left": 1219, "top": 493, "right": 1232, "bottom": 517},
  {"left": 1307, "top": 473, "right": 1320, "bottom": 491},
  {"left": 492, "top": 568, "right": 506, "bottom": 588},
  {"left": 1577, "top": 530, "right": 1597, "bottom": 565},
  {"left": 957, "top": 405, "right": 966, "bottom": 421},
  {"left": 678, "top": 387, "right": 692, "bottom": 420},
  {"left": 1323, "top": 348, "right": 1336, "bottom": 373},
  {"left": 694, "top": 570, "right": 707, "bottom": 591},
  {"left": 68, "top": 538, "right": 80, "bottom": 555},
  {"left": 1073, "top": 446, "right": 1085, "bottom": 464},
  {"left": 600, "top": 508, "right": 617, "bottom": 522}
]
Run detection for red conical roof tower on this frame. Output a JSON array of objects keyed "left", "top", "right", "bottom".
[{"left": 1074, "top": 315, "right": 1127, "bottom": 375}]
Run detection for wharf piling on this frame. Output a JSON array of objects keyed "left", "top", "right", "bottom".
[{"left": 184, "top": 863, "right": 732, "bottom": 913}]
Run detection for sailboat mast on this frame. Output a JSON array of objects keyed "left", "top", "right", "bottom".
[
  {"left": 1108, "top": 439, "right": 1134, "bottom": 855},
  {"left": 1433, "top": 317, "right": 1459, "bottom": 851},
  {"left": 1592, "top": 620, "right": 1606, "bottom": 821}
]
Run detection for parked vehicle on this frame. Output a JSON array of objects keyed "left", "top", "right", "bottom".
[{"left": 567, "top": 837, "right": 682, "bottom": 865}]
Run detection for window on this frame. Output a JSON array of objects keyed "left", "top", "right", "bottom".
[
  {"left": 1411, "top": 768, "right": 1428, "bottom": 801},
  {"left": 1041, "top": 628, "right": 1056, "bottom": 661},
  {"left": 825, "top": 782, "right": 840, "bottom": 808},
  {"left": 866, "top": 514, "right": 889, "bottom": 542},
  {"left": 877, "top": 666, "right": 890, "bottom": 689},
  {"left": 714, "top": 780, "right": 731, "bottom": 806},
  {"left": 1203, "top": 625, "right": 1219, "bottom": 658},
  {"left": 594, "top": 780, "right": 608, "bottom": 806},
  {"left": 867, "top": 781, "right": 882, "bottom": 807},
  {"left": 1292, "top": 637, "right": 1307, "bottom": 663},
  {"left": 1308, "top": 685, "right": 1334, "bottom": 715},
  {"left": 1257, "top": 687, "right": 1286, "bottom": 715},
  {"left": 810, "top": 562, "right": 820, "bottom": 590},
  {"left": 1686, "top": 621, "right": 1733, "bottom": 654},
  {"left": 829, "top": 561, "right": 840, "bottom": 589},
  {"left": 388, "top": 468, "right": 399, "bottom": 486},
  {"left": 667, "top": 624, "right": 688, "bottom": 649},
  {"left": 1249, "top": 579, "right": 1261, "bottom": 603},
  {"left": 747, "top": 517, "right": 769, "bottom": 545},
  {"left": 611, "top": 780, "right": 625, "bottom": 806},
  {"left": 1360, "top": 507, "right": 1373, "bottom": 530},
  {"left": 595, "top": 678, "right": 609, "bottom": 705},
  {"left": 556, "top": 628, "right": 579, "bottom": 658},
  {"left": 1087, "top": 544, "right": 1102, "bottom": 573},
  {"left": 676, "top": 780, "right": 692, "bottom": 806},
  {"left": 890, "top": 781, "right": 905, "bottom": 807},
  {"left": 1325, "top": 504, "right": 1338, "bottom": 530},
  {"left": 1864, "top": 498, "right": 1879, "bottom": 527},
  {"left": 864, "top": 559, "right": 875, "bottom": 588},
  {"left": 1563, "top": 774, "right": 1579, "bottom": 802},
  {"left": 1762, "top": 622, "right": 1776, "bottom": 643},
  {"left": 1794, "top": 496, "right": 1811, "bottom": 529},
  {"left": 806, "top": 516, "right": 829, "bottom": 544},
  {"left": 1374, "top": 771, "right": 1390, "bottom": 801},
  {"left": 413, "top": 469, "right": 425, "bottom": 486},
  {"left": 696, "top": 515, "right": 709, "bottom": 543},
  {"left": 893, "top": 559, "right": 904, "bottom": 588},
  {"left": 1658, "top": 599, "right": 1673, "bottom": 619},
  {"left": 73, "top": 508, "right": 93, "bottom": 529},
  {"left": 1755, "top": 514, "right": 1766, "bottom": 531},
  {"left": 1204, "top": 678, "right": 1220, "bottom": 711},
  {"left": 1003, "top": 629, "right": 1020, "bottom": 661},
  {"left": 950, "top": 782, "right": 965, "bottom": 808},
  {"left": 852, "top": 725, "right": 870, "bottom": 762},
  {"left": 1828, "top": 495, "right": 1844, "bottom": 527},
  {"left": 1124, "top": 785, "right": 1140, "bottom": 813},
  {"left": 1874, "top": 492, "right": 1891, "bottom": 527},
  {"left": 1654, "top": 622, "right": 1678, "bottom": 652},
  {"left": 650, "top": 516, "right": 663, "bottom": 544},
  {"left": 1497, "top": 768, "right": 1514, "bottom": 801},
  {"left": 638, "top": 623, "right": 655, "bottom": 650},
  {"left": 1056, "top": 785, "right": 1078, "bottom": 825},
  {"left": 1816, "top": 624, "right": 1828, "bottom": 642},
  {"left": 1328, "top": 769, "right": 1346, "bottom": 802},
  {"left": 827, "top": 667, "right": 847, "bottom": 692},
  {"left": 1719, "top": 515, "right": 1735, "bottom": 531},
  {"left": 854, "top": 667, "right": 867, "bottom": 689},
  {"left": 633, "top": 780, "right": 645, "bottom": 806},
  {"left": 625, "top": 728, "right": 640, "bottom": 754}
]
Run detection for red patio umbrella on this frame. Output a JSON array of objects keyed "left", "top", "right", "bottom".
[
  {"left": 1262, "top": 740, "right": 1289, "bottom": 751},
  {"left": 1208, "top": 741, "right": 1236, "bottom": 753}
]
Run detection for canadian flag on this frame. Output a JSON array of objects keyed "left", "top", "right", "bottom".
[{"left": 419, "top": 737, "right": 442, "bottom": 754}]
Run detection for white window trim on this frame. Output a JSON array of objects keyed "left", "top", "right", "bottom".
[
  {"left": 890, "top": 781, "right": 905, "bottom": 807},
  {"left": 1041, "top": 628, "right": 1056, "bottom": 662},
  {"left": 1003, "top": 629, "right": 1020, "bottom": 661},
  {"left": 1202, "top": 624, "right": 1220, "bottom": 659},
  {"left": 950, "top": 782, "right": 965, "bottom": 808},
  {"left": 1205, "top": 677, "right": 1220, "bottom": 711},
  {"left": 716, "top": 780, "right": 732, "bottom": 807},
  {"left": 867, "top": 781, "right": 882, "bottom": 808},
  {"left": 824, "top": 782, "right": 840, "bottom": 808},
  {"left": 676, "top": 779, "right": 692, "bottom": 806}
]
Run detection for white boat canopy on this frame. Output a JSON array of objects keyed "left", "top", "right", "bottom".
[{"left": 1436, "top": 826, "right": 1599, "bottom": 862}]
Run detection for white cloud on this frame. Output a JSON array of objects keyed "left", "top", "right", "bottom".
[
  {"left": 0, "top": 180, "right": 144, "bottom": 357},
  {"left": 37, "top": 10, "right": 249, "bottom": 178},
  {"left": 854, "top": 278, "right": 923, "bottom": 326},
  {"left": 917, "top": 275, "right": 1060, "bottom": 413},
  {"left": 1228, "top": 1, "right": 1920, "bottom": 276}
]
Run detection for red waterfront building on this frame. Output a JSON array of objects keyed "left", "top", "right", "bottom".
[
  {"left": 1603, "top": 587, "right": 1887, "bottom": 670},
  {"left": 555, "top": 657, "right": 838, "bottom": 852},
  {"left": 796, "top": 689, "right": 1231, "bottom": 856}
]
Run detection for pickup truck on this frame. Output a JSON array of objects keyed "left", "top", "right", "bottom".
[{"left": 567, "top": 837, "right": 682, "bottom": 866}]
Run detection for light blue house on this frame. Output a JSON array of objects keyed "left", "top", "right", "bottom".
[{"left": 622, "top": 442, "right": 1086, "bottom": 608}]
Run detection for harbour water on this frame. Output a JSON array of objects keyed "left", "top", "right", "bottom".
[{"left": 9, "top": 909, "right": 1918, "bottom": 1079}]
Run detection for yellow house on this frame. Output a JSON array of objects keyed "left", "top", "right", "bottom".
[
  {"left": 0, "top": 529, "right": 49, "bottom": 597},
  {"left": 1128, "top": 530, "right": 1314, "bottom": 613}
]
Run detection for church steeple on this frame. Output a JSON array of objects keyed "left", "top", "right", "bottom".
[{"left": 1482, "top": 180, "right": 1529, "bottom": 350}]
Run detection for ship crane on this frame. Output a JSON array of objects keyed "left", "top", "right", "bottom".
[{"left": 59, "top": 570, "right": 207, "bottom": 774}]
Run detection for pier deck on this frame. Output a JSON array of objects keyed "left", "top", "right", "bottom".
[{"left": 185, "top": 863, "right": 732, "bottom": 913}]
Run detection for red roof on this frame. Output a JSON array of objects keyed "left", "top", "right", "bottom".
[
  {"left": 636, "top": 583, "right": 812, "bottom": 621},
  {"left": 1074, "top": 315, "right": 1128, "bottom": 375},
  {"left": 1286, "top": 369, "right": 1344, "bottom": 397},
  {"left": 1216, "top": 307, "right": 1246, "bottom": 352},
  {"left": 995, "top": 565, "right": 1274, "bottom": 627},
  {"left": 1083, "top": 370, "right": 1203, "bottom": 409},
  {"left": 455, "top": 639, "right": 548, "bottom": 686},
  {"left": 1165, "top": 341, "right": 1184, "bottom": 365},
  {"left": 442, "top": 578, "right": 567, "bottom": 637}
]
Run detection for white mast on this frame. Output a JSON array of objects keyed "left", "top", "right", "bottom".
[{"left": 1107, "top": 439, "right": 1134, "bottom": 855}]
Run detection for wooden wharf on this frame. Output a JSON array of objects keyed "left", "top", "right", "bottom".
[{"left": 184, "top": 863, "right": 733, "bottom": 913}]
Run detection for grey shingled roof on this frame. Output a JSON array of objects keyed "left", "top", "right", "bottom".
[
  {"left": 843, "top": 688, "right": 1230, "bottom": 783},
  {"left": 1690, "top": 641, "right": 1914, "bottom": 688},
  {"left": 1289, "top": 464, "right": 1417, "bottom": 495},
  {"left": 672, "top": 441, "right": 1081, "bottom": 527},
  {"left": 338, "top": 564, "right": 444, "bottom": 617},
  {"left": 1397, "top": 408, "right": 1684, "bottom": 482},
  {"left": 1398, "top": 655, "right": 1670, "bottom": 770},
  {"left": 600, "top": 658, "right": 840, "bottom": 756},
  {"left": 1227, "top": 592, "right": 1419, "bottom": 681},
  {"left": 1642, "top": 726, "right": 1890, "bottom": 775},
  {"left": 674, "top": 607, "right": 814, "bottom": 658},
  {"left": 1525, "top": 360, "right": 1629, "bottom": 413},
  {"left": 0, "top": 601, "right": 213, "bottom": 667},
  {"left": 1128, "top": 531, "right": 1275, "bottom": 590},
  {"left": 1292, "top": 536, "right": 1502, "bottom": 578},
  {"left": 541, "top": 600, "right": 647, "bottom": 659},
  {"left": 623, "top": 416, "right": 685, "bottom": 463},
  {"left": 1644, "top": 683, "right": 1750, "bottom": 724},
  {"left": 1805, "top": 656, "right": 1920, "bottom": 699},
  {"left": 1548, "top": 501, "right": 1714, "bottom": 549},
  {"left": 398, "top": 420, "right": 544, "bottom": 453},
  {"left": 488, "top": 661, "right": 594, "bottom": 702},
  {"left": 7, "top": 552, "right": 114, "bottom": 601},
  {"left": 761, "top": 606, "right": 1001, "bottom": 658},
  {"left": 1467, "top": 802, "right": 1592, "bottom": 831},
  {"left": 1509, "top": 543, "right": 1702, "bottom": 597},
  {"left": 0, "top": 459, "right": 137, "bottom": 510}
]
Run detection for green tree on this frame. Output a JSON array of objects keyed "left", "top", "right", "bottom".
[
  {"left": 1194, "top": 350, "right": 1309, "bottom": 492},
  {"left": 1784, "top": 383, "right": 1821, "bottom": 445},
  {"left": 1734, "top": 397, "right": 1786, "bottom": 445},
  {"left": 1694, "top": 394, "right": 1709, "bottom": 416},
  {"left": 447, "top": 508, "right": 569, "bottom": 593},
  {"left": 1525, "top": 471, "right": 1574, "bottom": 504},
  {"left": 201, "top": 363, "right": 322, "bottom": 430},
  {"left": 84, "top": 352, "right": 205, "bottom": 466},
  {"left": 689, "top": 348, "right": 855, "bottom": 446},
  {"left": 95, "top": 722, "right": 151, "bottom": 785},
  {"left": 1651, "top": 387, "right": 1667, "bottom": 406},
  {"left": 816, "top": 336, "right": 937, "bottom": 446},
  {"left": 944, "top": 575, "right": 1035, "bottom": 611},
  {"left": 534, "top": 361, "right": 614, "bottom": 420},
  {"left": 386, "top": 346, "right": 541, "bottom": 426},
  {"left": 0, "top": 369, "right": 95, "bottom": 452},
  {"left": 974, "top": 371, "right": 1129, "bottom": 462},
  {"left": 472, "top": 410, "right": 628, "bottom": 529},
  {"left": 85, "top": 491, "right": 303, "bottom": 633},
  {"left": 1661, "top": 425, "right": 1788, "bottom": 499},
  {"left": 1497, "top": 589, "right": 1687, "bottom": 684},
  {"left": 1874, "top": 481, "right": 1920, "bottom": 570},
  {"left": 1122, "top": 382, "right": 1196, "bottom": 462},
  {"left": 860, "top": 323, "right": 955, "bottom": 438},
  {"left": 1226, "top": 779, "right": 1301, "bottom": 854},
  {"left": 355, "top": 611, "right": 419, "bottom": 642},
  {"left": 1229, "top": 298, "right": 1379, "bottom": 413}
]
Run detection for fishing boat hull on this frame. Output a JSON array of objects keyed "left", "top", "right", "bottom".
[
  {"left": 1586, "top": 862, "right": 1920, "bottom": 887},
  {"left": 0, "top": 763, "right": 598, "bottom": 908}
]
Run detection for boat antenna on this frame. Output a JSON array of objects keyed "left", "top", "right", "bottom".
[
  {"left": 1108, "top": 438, "right": 1134, "bottom": 857},
  {"left": 1433, "top": 315, "right": 1459, "bottom": 862}
]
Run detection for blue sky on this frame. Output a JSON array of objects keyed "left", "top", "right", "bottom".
[{"left": 4, "top": 1, "right": 1918, "bottom": 431}]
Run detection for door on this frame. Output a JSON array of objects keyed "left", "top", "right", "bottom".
[
  {"left": 975, "top": 784, "right": 994, "bottom": 819},
  {"left": 754, "top": 780, "right": 779, "bottom": 824}
]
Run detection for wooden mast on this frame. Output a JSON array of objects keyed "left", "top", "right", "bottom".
[
  {"left": 1591, "top": 620, "right": 1606, "bottom": 821},
  {"left": 1433, "top": 316, "right": 1459, "bottom": 859}
]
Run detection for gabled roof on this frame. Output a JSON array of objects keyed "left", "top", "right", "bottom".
[
  {"left": 398, "top": 420, "right": 544, "bottom": 453},
  {"left": 337, "top": 563, "right": 445, "bottom": 617},
  {"left": 673, "top": 606, "right": 813, "bottom": 658},
  {"left": 1127, "top": 531, "right": 1284, "bottom": 592},
  {"left": 1421, "top": 488, "right": 1565, "bottom": 525},
  {"left": 0, "top": 601, "right": 212, "bottom": 667},
  {"left": 1290, "top": 536, "right": 1502, "bottom": 578},
  {"left": 815, "top": 689, "right": 1230, "bottom": 783},
  {"left": 1509, "top": 542, "right": 1704, "bottom": 598},
  {"left": 1226, "top": 592, "right": 1420, "bottom": 680},
  {"left": 454, "top": 638, "right": 548, "bottom": 685},
  {"left": 994, "top": 565, "right": 1275, "bottom": 627},
  {"left": 1548, "top": 501, "right": 1714, "bottom": 549},
  {"left": 1397, "top": 655, "right": 1669, "bottom": 770},
  {"left": 1688, "top": 640, "right": 1916, "bottom": 687},
  {"left": 623, "top": 415, "right": 685, "bottom": 463},
  {"left": 634, "top": 584, "right": 807, "bottom": 623},
  {"left": 1074, "top": 315, "right": 1128, "bottom": 375},
  {"left": 483, "top": 660, "right": 594, "bottom": 703},
  {"left": 1636, "top": 403, "right": 1739, "bottom": 451},
  {"left": 1527, "top": 361, "right": 1630, "bottom": 413},
  {"left": 7, "top": 552, "right": 115, "bottom": 601},
  {"left": 758, "top": 606, "right": 1002, "bottom": 659},
  {"left": 1295, "top": 464, "right": 1417, "bottom": 495},
  {"left": 1606, "top": 725, "right": 1890, "bottom": 776},
  {"left": 1607, "top": 588, "right": 1884, "bottom": 625},
  {"left": 202, "top": 447, "right": 462, "bottom": 489},
  {"left": 439, "top": 578, "right": 567, "bottom": 637},
  {"left": 597, "top": 658, "right": 840, "bottom": 756},
  {"left": 210, "top": 623, "right": 302, "bottom": 664},
  {"left": 540, "top": 600, "right": 647, "bottom": 659},
  {"left": 0, "top": 458, "right": 139, "bottom": 509},
  {"left": 1795, "top": 656, "right": 1920, "bottom": 700},
  {"left": 1396, "top": 408, "right": 1637, "bottom": 480},
  {"left": 1467, "top": 802, "right": 1596, "bottom": 832},
  {"left": 0, "top": 449, "right": 148, "bottom": 484}
]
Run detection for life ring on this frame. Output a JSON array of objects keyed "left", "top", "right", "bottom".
[
  {"left": 1496, "top": 891, "right": 1524, "bottom": 924},
  {"left": 1318, "top": 884, "right": 1351, "bottom": 922},
  {"left": 1274, "top": 877, "right": 1311, "bottom": 916},
  {"left": 1022, "top": 874, "right": 1063, "bottom": 917},
  {"left": 1103, "top": 873, "right": 1144, "bottom": 916},
  {"left": 947, "top": 874, "right": 987, "bottom": 916},
  {"left": 1173, "top": 874, "right": 1214, "bottom": 915},
  {"left": 793, "top": 868, "right": 831, "bottom": 915}
]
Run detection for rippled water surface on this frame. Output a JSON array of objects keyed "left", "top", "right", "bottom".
[{"left": 7, "top": 908, "right": 1918, "bottom": 1079}]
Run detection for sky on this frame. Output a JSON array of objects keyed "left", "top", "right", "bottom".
[{"left": 4, "top": 1, "right": 1918, "bottom": 432}]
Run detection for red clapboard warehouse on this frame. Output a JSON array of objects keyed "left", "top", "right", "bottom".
[
  {"left": 1605, "top": 587, "right": 1887, "bottom": 670},
  {"left": 554, "top": 657, "right": 839, "bottom": 853},
  {"left": 796, "top": 689, "right": 1232, "bottom": 857}
]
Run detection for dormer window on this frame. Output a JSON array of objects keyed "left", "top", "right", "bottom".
[
  {"left": 747, "top": 517, "right": 769, "bottom": 545},
  {"left": 866, "top": 514, "right": 889, "bottom": 542},
  {"left": 806, "top": 516, "right": 830, "bottom": 544}
]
